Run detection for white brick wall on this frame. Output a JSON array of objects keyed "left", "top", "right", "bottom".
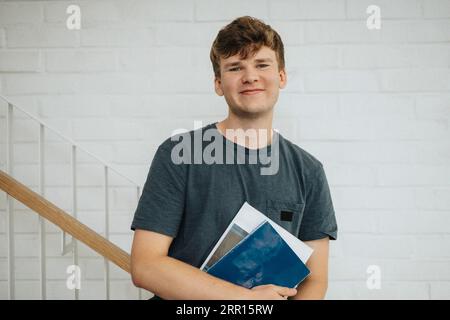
[{"left": 0, "top": 0, "right": 449, "bottom": 300}]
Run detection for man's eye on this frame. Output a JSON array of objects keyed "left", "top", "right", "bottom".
[{"left": 228, "top": 64, "right": 268, "bottom": 71}]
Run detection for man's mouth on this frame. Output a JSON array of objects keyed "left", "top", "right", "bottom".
[{"left": 240, "top": 89, "right": 265, "bottom": 95}]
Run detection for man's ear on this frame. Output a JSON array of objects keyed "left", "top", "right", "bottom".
[
  {"left": 279, "top": 69, "right": 287, "bottom": 89},
  {"left": 214, "top": 77, "right": 224, "bottom": 96}
]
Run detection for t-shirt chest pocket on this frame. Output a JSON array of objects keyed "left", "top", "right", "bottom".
[{"left": 266, "top": 200, "right": 305, "bottom": 237}]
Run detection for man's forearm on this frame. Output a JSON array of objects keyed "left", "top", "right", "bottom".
[{"left": 132, "top": 256, "right": 253, "bottom": 300}]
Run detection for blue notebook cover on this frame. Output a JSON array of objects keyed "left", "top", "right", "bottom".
[{"left": 206, "top": 221, "right": 310, "bottom": 289}]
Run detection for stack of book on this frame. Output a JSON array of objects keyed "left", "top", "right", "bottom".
[{"left": 200, "top": 202, "right": 313, "bottom": 289}]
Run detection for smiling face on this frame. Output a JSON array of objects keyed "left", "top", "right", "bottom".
[{"left": 214, "top": 46, "right": 287, "bottom": 118}]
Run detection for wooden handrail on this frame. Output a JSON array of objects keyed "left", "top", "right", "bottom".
[{"left": 0, "top": 170, "right": 131, "bottom": 274}]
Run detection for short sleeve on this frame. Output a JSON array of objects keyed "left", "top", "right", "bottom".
[
  {"left": 298, "top": 164, "right": 338, "bottom": 241},
  {"left": 131, "top": 144, "right": 186, "bottom": 238}
]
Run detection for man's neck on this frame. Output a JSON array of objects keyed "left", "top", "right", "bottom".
[{"left": 216, "top": 111, "right": 274, "bottom": 150}]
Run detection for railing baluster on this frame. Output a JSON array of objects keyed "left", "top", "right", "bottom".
[
  {"left": 38, "top": 124, "right": 47, "bottom": 299},
  {"left": 6, "top": 103, "right": 15, "bottom": 300},
  {"left": 104, "top": 165, "right": 110, "bottom": 300},
  {"left": 71, "top": 145, "right": 79, "bottom": 300}
]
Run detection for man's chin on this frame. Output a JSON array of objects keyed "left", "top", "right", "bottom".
[{"left": 230, "top": 105, "right": 274, "bottom": 119}]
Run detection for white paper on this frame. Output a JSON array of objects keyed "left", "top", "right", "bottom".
[{"left": 200, "top": 201, "right": 314, "bottom": 270}]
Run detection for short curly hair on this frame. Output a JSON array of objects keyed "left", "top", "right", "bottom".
[{"left": 210, "top": 16, "right": 285, "bottom": 79}]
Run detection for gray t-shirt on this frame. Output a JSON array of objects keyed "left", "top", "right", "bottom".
[{"left": 131, "top": 122, "right": 337, "bottom": 269}]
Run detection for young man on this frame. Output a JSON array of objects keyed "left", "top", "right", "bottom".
[{"left": 130, "top": 16, "right": 337, "bottom": 300}]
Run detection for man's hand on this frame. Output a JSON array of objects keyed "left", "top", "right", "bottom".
[{"left": 248, "top": 284, "right": 297, "bottom": 300}]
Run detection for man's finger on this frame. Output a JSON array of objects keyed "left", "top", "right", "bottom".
[{"left": 275, "top": 286, "right": 297, "bottom": 296}]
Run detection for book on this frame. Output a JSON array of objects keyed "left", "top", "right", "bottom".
[
  {"left": 200, "top": 202, "right": 313, "bottom": 271},
  {"left": 206, "top": 221, "right": 311, "bottom": 289},
  {"left": 203, "top": 223, "right": 249, "bottom": 272}
]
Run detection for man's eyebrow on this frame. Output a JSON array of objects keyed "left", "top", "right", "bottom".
[
  {"left": 223, "top": 58, "right": 274, "bottom": 68},
  {"left": 254, "top": 58, "right": 274, "bottom": 63},
  {"left": 223, "top": 61, "right": 241, "bottom": 68}
]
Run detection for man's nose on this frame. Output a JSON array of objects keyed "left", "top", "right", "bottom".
[{"left": 242, "top": 68, "right": 259, "bottom": 84}]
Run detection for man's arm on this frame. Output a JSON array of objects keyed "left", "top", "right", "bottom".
[
  {"left": 131, "top": 229, "right": 297, "bottom": 300},
  {"left": 289, "top": 237, "right": 330, "bottom": 300}
]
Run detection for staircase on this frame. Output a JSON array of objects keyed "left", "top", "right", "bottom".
[{"left": 0, "top": 95, "right": 145, "bottom": 300}]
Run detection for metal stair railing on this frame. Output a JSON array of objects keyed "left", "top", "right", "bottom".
[{"left": 0, "top": 94, "right": 143, "bottom": 300}]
